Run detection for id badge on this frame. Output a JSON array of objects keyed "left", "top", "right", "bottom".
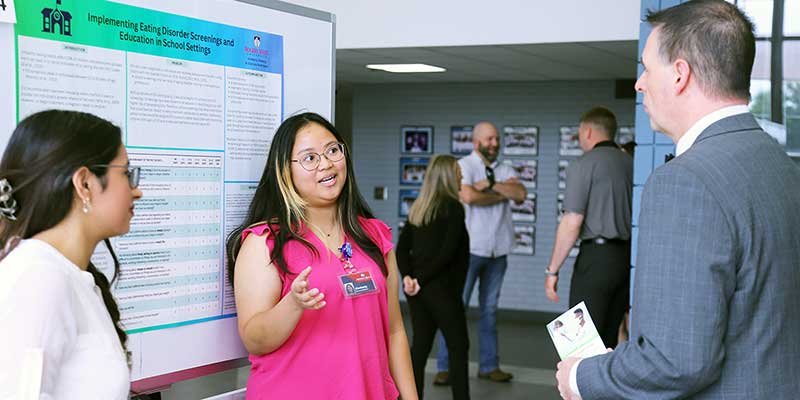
[{"left": 339, "top": 270, "right": 378, "bottom": 298}]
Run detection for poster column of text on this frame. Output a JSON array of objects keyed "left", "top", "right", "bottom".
[{"left": 116, "top": 152, "right": 223, "bottom": 331}]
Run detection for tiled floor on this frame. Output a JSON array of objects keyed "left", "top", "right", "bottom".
[{"left": 160, "top": 312, "right": 563, "bottom": 399}]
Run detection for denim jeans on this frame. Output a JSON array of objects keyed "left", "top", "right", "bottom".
[{"left": 437, "top": 254, "right": 507, "bottom": 373}]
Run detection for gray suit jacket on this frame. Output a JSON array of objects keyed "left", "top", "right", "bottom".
[{"left": 577, "top": 113, "right": 800, "bottom": 399}]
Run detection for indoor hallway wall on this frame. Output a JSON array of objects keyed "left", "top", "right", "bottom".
[{"left": 350, "top": 80, "right": 634, "bottom": 313}]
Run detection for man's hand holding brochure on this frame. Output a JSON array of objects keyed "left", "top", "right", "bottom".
[{"left": 547, "top": 301, "right": 610, "bottom": 400}]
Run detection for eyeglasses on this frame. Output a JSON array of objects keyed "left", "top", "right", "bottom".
[
  {"left": 291, "top": 142, "right": 346, "bottom": 171},
  {"left": 92, "top": 164, "right": 141, "bottom": 189}
]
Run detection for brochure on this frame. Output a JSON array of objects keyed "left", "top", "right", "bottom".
[{"left": 546, "top": 301, "right": 607, "bottom": 360}]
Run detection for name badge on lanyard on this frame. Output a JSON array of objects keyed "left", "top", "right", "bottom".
[
  {"left": 339, "top": 270, "right": 378, "bottom": 298},
  {"left": 337, "top": 241, "right": 378, "bottom": 298}
]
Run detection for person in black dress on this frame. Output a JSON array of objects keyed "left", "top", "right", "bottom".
[{"left": 397, "top": 154, "right": 470, "bottom": 400}]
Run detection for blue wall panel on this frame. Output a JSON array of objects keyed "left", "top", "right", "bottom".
[{"left": 634, "top": 145, "right": 654, "bottom": 185}]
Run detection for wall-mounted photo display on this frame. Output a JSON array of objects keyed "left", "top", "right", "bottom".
[
  {"left": 503, "top": 126, "right": 538, "bottom": 156},
  {"left": 559, "top": 126, "right": 583, "bottom": 156},
  {"left": 398, "top": 189, "right": 420, "bottom": 218},
  {"left": 399, "top": 157, "right": 429, "bottom": 186},
  {"left": 502, "top": 159, "right": 537, "bottom": 189},
  {"left": 401, "top": 126, "right": 433, "bottom": 154},
  {"left": 511, "top": 193, "right": 537, "bottom": 222},
  {"left": 557, "top": 192, "right": 565, "bottom": 222},
  {"left": 512, "top": 225, "right": 535, "bottom": 255},
  {"left": 451, "top": 125, "right": 473, "bottom": 155},
  {"left": 616, "top": 125, "right": 635, "bottom": 145},
  {"left": 558, "top": 160, "right": 570, "bottom": 189},
  {"left": 503, "top": 126, "right": 539, "bottom": 156}
]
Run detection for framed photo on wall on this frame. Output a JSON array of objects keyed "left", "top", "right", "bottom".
[
  {"left": 511, "top": 193, "right": 537, "bottom": 222},
  {"left": 451, "top": 125, "right": 473, "bottom": 155},
  {"left": 398, "top": 189, "right": 419, "bottom": 218},
  {"left": 512, "top": 225, "right": 535, "bottom": 255},
  {"left": 399, "top": 157, "right": 429, "bottom": 186},
  {"left": 503, "top": 126, "right": 538, "bottom": 156},
  {"left": 401, "top": 126, "right": 433, "bottom": 154},
  {"left": 502, "top": 159, "right": 537, "bottom": 189},
  {"left": 557, "top": 192, "right": 565, "bottom": 221},
  {"left": 558, "top": 160, "right": 570, "bottom": 189},
  {"left": 559, "top": 126, "right": 583, "bottom": 156}
]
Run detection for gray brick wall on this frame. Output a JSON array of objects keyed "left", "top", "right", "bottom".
[{"left": 349, "top": 80, "right": 634, "bottom": 312}]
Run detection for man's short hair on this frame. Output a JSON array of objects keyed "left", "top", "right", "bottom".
[
  {"left": 580, "top": 107, "right": 617, "bottom": 139},
  {"left": 646, "top": 0, "right": 755, "bottom": 100}
]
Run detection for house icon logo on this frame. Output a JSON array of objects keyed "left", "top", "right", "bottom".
[{"left": 42, "top": 0, "right": 72, "bottom": 36}]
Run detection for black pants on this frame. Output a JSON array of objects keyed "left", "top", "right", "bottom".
[
  {"left": 408, "top": 281, "right": 470, "bottom": 400},
  {"left": 569, "top": 240, "right": 630, "bottom": 348}
]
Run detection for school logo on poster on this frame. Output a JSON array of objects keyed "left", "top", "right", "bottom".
[{"left": 41, "top": 0, "right": 72, "bottom": 36}]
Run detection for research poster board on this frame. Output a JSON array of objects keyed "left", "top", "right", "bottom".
[{"left": 0, "top": 0, "right": 334, "bottom": 392}]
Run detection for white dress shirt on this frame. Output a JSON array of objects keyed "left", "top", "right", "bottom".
[
  {"left": 568, "top": 104, "right": 750, "bottom": 398},
  {"left": 458, "top": 151, "right": 518, "bottom": 257},
  {"left": 675, "top": 104, "right": 750, "bottom": 156},
  {"left": 0, "top": 239, "right": 130, "bottom": 400}
]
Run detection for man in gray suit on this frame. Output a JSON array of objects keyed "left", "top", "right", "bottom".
[{"left": 556, "top": 1, "right": 800, "bottom": 399}]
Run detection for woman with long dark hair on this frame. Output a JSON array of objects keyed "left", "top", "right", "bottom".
[
  {"left": 226, "top": 112, "right": 417, "bottom": 399},
  {"left": 0, "top": 110, "right": 142, "bottom": 398},
  {"left": 396, "top": 154, "right": 470, "bottom": 399}
]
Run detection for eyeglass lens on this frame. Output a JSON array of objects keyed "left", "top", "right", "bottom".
[{"left": 299, "top": 143, "right": 344, "bottom": 170}]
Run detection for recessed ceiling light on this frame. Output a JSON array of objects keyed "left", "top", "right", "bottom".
[{"left": 366, "top": 63, "right": 446, "bottom": 73}]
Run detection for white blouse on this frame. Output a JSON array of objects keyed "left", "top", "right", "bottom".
[{"left": 0, "top": 239, "right": 130, "bottom": 400}]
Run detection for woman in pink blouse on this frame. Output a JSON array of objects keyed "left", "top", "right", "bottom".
[{"left": 225, "top": 112, "right": 417, "bottom": 399}]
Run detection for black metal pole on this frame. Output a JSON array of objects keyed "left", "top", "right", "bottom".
[{"left": 770, "top": 0, "right": 784, "bottom": 124}]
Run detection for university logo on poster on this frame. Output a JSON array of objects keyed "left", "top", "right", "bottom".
[{"left": 41, "top": 0, "right": 72, "bottom": 36}]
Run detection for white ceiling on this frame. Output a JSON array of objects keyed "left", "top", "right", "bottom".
[{"left": 336, "top": 40, "right": 639, "bottom": 84}]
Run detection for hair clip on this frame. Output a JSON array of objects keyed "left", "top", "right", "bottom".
[{"left": 0, "top": 178, "right": 17, "bottom": 221}]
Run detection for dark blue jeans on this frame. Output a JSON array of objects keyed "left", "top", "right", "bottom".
[{"left": 437, "top": 254, "right": 507, "bottom": 373}]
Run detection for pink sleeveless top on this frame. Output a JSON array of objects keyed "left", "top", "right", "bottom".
[{"left": 241, "top": 217, "right": 399, "bottom": 400}]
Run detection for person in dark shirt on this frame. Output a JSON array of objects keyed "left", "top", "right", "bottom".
[{"left": 397, "top": 154, "right": 470, "bottom": 400}]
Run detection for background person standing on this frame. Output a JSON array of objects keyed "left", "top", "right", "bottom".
[
  {"left": 398, "top": 154, "right": 471, "bottom": 400},
  {"left": 435, "top": 121, "right": 526, "bottom": 385},
  {"left": 544, "top": 107, "right": 632, "bottom": 349}
]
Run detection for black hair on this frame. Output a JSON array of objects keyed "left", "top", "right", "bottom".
[
  {"left": 0, "top": 110, "right": 129, "bottom": 358},
  {"left": 225, "top": 112, "right": 386, "bottom": 286}
]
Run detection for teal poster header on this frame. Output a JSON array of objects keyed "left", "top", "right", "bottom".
[{"left": 16, "top": 0, "right": 283, "bottom": 74}]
